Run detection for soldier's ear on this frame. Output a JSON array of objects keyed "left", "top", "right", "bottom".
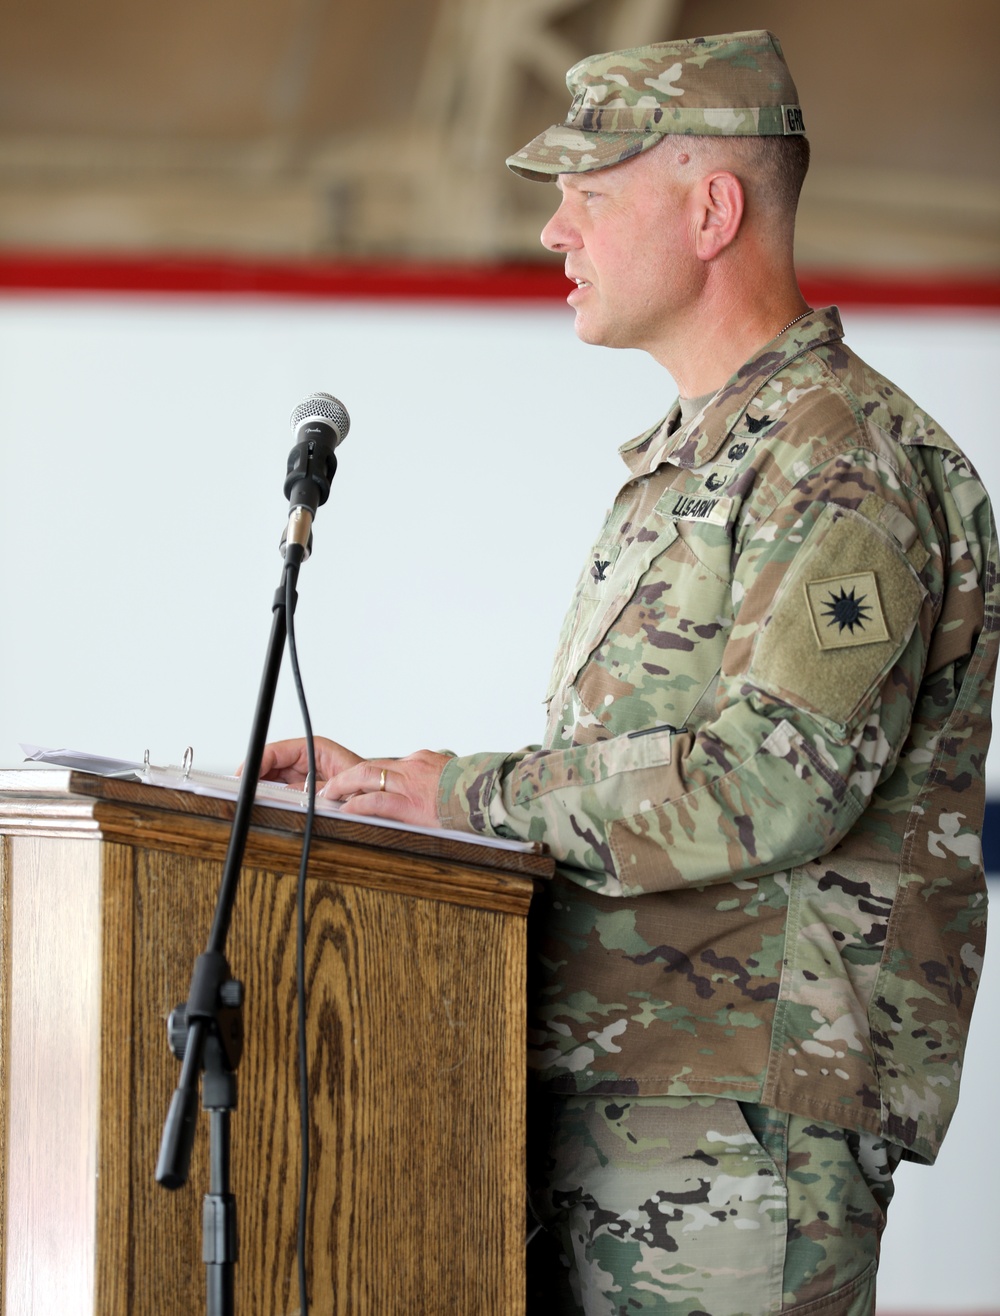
[{"left": 694, "top": 171, "right": 744, "bottom": 262}]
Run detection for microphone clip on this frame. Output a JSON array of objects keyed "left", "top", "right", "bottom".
[{"left": 284, "top": 427, "right": 339, "bottom": 516}]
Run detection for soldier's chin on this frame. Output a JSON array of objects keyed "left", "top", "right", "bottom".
[
  {"left": 573, "top": 316, "right": 631, "bottom": 351},
  {"left": 571, "top": 309, "right": 605, "bottom": 343}
]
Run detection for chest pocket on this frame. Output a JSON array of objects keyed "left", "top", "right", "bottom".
[
  {"left": 546, "top": 506, "right": 735, "bottom": 739},
  {"left": 547, "top": 518, "right": 677, "bottom": 698}
]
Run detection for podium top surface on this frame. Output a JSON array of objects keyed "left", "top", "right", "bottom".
[{"left": 0, "top": 768, "right": 553, "bottom": 912}]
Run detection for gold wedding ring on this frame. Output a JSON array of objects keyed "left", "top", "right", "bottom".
[{"left": 378, "top": 768, "right": 387, "bottom": 793}]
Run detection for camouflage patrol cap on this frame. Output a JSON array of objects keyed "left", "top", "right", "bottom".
[{"left": 507, "top": 29, "right": 805, "bottom": 181}]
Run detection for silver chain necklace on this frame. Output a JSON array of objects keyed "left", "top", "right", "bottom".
[{"left": 775, "top": 307, "right": 813, "bottom": 337}]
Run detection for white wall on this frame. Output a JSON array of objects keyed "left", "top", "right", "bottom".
[{"left": 1, "top": 293, "right": 998, "bottom": 1311}]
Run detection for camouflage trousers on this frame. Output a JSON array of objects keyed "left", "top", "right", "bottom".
[{"left": 526, "top": 1091, "right": 900, "bottom": 1316}]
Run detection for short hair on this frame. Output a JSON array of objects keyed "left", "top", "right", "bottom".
[
  {"left": 729, "top": 134, "right": 811, "bottom": 216},
  {"left": 678, "top": 134, "right": 811, "bottom": 223}
]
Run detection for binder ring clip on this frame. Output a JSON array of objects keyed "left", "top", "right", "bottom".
[{"left": 182, "top": 746, "right": 194, "bottom": 779}]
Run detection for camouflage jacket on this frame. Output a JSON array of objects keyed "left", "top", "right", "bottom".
[{"left": 438, "top": 307, "right": 998, "bottom": 1163}]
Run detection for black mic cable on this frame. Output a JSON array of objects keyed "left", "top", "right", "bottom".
[{"left": 281, "top": 391, "right": 350, "bottom": 1316}]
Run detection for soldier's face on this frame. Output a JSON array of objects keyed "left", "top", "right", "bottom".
[{"left": 541, "top": 147, "right": 703, "bottom": 364}]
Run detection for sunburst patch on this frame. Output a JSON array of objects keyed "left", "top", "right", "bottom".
[{"left": 805, "top": 571, "right": 889, "bottom": 649}]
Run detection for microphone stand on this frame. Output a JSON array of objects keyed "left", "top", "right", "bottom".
[
  {"left": 155, "top": 392, "right": 345, "bottom": 1316},
  {"left": 155, "top": 552, "right": 301, "bottom": 1316}
]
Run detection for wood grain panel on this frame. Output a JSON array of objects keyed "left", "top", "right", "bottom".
[{"left": 127, "top": 850, "right": 527, "bottom": 1312}]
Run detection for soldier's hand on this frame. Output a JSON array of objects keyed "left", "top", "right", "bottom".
[
  {"left": 321, "top": 749, "right": 448, "bottom": 830},
  {"left": 251, "top": 736, "right": 363, "bottom": 789}
]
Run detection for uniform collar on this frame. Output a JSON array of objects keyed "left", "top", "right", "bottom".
[{"left": 620, "top": 306, "right": 845, "bottom": 476}]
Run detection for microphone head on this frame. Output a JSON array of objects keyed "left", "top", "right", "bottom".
[{"left": 290, "top": 392, "right": 350, "bottom": 448}]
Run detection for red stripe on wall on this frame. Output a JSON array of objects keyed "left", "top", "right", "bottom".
[{"left": 1, "top": 249, "right": 999, "bottom": 309}]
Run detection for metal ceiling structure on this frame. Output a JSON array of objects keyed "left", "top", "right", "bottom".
[{"left": 0, "top": 0, "right": 997, "bottom": 272}]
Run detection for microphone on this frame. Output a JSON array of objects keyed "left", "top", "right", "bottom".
[{"left": 281, "top": 392, "right": 350, "bottom": 561}]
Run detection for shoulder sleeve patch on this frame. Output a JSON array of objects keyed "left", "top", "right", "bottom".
[
  {"left": 805, "top": 571, "right": 889, "bottom": 649},
  {"left": 749, "top": 507, "right": 926, "bottom": 731}
]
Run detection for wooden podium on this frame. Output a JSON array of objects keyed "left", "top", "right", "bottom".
[{"left": 0, "top": 769, "right": 549, "bottom": 1314}]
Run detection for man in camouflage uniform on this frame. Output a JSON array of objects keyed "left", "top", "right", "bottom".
[{"left": 259, "top": 30, "right": 998, "bottom": 1316}]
